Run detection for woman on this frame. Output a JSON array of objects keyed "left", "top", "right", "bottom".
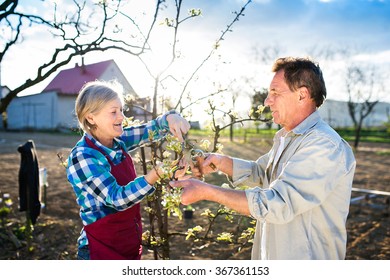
[{"left": 66, "top": 80, "right": 190, "bottom": 260}]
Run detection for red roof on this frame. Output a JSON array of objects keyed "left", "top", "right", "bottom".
[{"left": 42, "top": 60, "right": 114, "bottom": 95}]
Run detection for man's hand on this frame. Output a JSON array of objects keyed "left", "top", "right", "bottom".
[
  {"left": 170, "top": 177, "right": 250, "bottom": 216},
  {"left": 191, "top": 153, "right": 230, "bottom": 176},
  {"left": 169, "top": 178, "right": 211, "bottom": 205},
  {"left": 171, "top": 159, "right": 191, "bottom": 181}
]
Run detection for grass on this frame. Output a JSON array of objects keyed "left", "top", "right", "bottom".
[
  {"left": 7, "top": 125, "right": 389, "bottom": 144},
  {"left": 189, "top": 128, "right": 277, "bottom": 141},
  {"left": 335, "top": 128, "right": 390, "bottom": 144},
  {"left": 341, "top": 135, "right": 390, "bottom": 144},
  {"left": 190, "top": 127, "right": 390, "bottom": 144},
  {"left": 376, "top": 150, "right": 390, "bottom": 156}
]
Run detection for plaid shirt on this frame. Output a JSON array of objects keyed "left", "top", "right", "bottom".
[{"left": 66, "top": 113, "right": 171, "bottom": 248}]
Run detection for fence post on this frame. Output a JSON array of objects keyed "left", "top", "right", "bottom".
[{"left": 39, "top": 167, "right": 48, "bottom": 212}]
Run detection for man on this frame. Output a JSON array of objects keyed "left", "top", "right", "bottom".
[{"left": 170, "top": 57, "right": 356, "bottom": 260}]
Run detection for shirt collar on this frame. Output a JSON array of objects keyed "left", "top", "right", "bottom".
[
  {"left": 292, "top": 110, "right": 321, "bottom": 135},
  {"left": 275, "top": 110, "right": 321, "bottom": 139},
  {"left": 85, "top": 133, "right": 122, "bottom": 160}
]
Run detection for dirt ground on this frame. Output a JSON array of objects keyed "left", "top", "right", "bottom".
[{"left": 0, "top": 130, "right": 389, "bottom": 260}]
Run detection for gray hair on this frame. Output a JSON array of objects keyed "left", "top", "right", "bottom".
[
  {"left": 272, "top": 57, "right": 327, "bottom": 107},
  {"left": 75, "top": 80, "right": 124, "bottom": 133}
]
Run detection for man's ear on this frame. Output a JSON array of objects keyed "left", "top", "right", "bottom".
[{"left": 298, "top": 86, "right": 309, "bottom": 101}]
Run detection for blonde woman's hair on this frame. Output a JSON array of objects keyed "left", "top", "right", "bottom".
[{"left": 75, "top": 80, "right": 124, "bottom": 133}]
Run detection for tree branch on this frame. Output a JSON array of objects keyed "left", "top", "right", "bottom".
[{"left": 174, "top": 0, "right": 252, "bottom": 110}]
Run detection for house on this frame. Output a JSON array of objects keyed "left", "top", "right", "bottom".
[
  {"left": 5, "top": 59, "right": 151, "bottom": 131},
  {"left": 318, "top": 99, "right": 390, "bottom": 128},
  {"left": 249, "top": 98, "right": 389, "bottom": 131}
]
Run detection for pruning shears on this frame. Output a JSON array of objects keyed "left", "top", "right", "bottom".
[
  {"left": 169, "top": 136, "right": 198, "bottom": 180},
  {"left": 172, "top": 135, "right": 216, "bottom": 180},
  {"left": 181, "top": 135, "right": 204, "bottom": 165}
]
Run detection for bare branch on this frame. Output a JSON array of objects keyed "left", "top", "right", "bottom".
[
  {"left": 0, "top": 1, "right": 157, "bottom": 113},
  {"left": 181, "top": 88, "right": 228, "bottom": 111},
  {"left": 173, "top": 0, "right": 252, "bottom": 110},
  {"left": 345, "top": 64, "right": 383, "bottom": 149}
]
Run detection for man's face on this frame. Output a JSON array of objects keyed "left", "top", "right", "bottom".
[{"left": 265, "top": 69, "right": 300, "bottom": 131}]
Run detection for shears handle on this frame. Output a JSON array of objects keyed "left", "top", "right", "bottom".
[{"left": 190, "top": 149, "right": 217, "bottom": 172}]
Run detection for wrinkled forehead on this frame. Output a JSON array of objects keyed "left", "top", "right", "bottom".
[{"left": 269, "top": 70, "right": 288, "bottom": 91}]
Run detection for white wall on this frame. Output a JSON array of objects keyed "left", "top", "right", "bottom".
[
  {"left": 4, "top": 61, "right": 142, "bottom": 131},
  {"left": 57, "top": 95, "right": 78, "bottom": 129},
  {"left": 7, "top": 92, "right": 59, "bottom": 130},
  {"left": 100, "top": 64, "right": 137, "bottom": 96}
]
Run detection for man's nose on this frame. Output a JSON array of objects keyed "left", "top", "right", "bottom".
[{"left": 264, "top": 96, "right": 271, "bottom": 106}]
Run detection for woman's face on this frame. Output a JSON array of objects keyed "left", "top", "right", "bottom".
[{"left": 87, "top": 97, "right": 124, "bottom": 147}]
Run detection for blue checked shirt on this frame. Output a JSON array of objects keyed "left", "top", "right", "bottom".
[{"left": 67, "top": 112, "right": 172, "bottom": 248}]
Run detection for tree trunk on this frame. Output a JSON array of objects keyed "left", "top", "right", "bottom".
[
  {"left": 140, "top": 147, "right": 158, "bottom": 260},
  {"left": 354, "top": 123, "right": 363, "bottom": 150}
]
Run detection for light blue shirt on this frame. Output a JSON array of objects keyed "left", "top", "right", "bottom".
[{"left": 233, "top": 111, "right": 356, "bottom": 259}]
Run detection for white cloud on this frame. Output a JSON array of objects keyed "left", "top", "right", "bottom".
[{"left": 353, "top": 49, "right": 390, "bottom": 64}]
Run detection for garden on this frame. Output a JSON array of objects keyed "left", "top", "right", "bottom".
[{"left": 0, "top": 129, "right": 389, "bottom": 260}]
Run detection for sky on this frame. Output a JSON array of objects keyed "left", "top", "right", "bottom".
[{"left": 1, "top": 0, "right": 390, "bottom": 122}]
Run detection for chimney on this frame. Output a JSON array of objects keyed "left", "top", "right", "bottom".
[{"left": 81, "top": 57, "right": 86, "bottom": 74}]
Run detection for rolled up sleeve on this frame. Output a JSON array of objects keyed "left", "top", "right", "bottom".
[
  {"left": 245, "top": 187, "right": 270, "bottom": 221},
  {"left": 232, "top": 153, "right": 269, "bottom": 186},
  {"left": 244, "top": 135, "right": 351, "bottom": 224}
]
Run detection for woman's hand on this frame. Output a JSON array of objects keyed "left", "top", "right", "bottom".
[
  {"left": 144, "top": 162, "right": 164, "bottom": 185},
  {"left": 166, "top": 113, "right": 190, "bottom": 142}
]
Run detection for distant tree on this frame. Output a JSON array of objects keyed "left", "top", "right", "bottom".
[
  {"left": 345, "top": 65, "right": 383, "bottom": 150},
  {"left": 308, "top": 45, "right": 388, "bottom": 150},
  {"left": 251, "top": 87, "right": 272, "bottom": 130}
]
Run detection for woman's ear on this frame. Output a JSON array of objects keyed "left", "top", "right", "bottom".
[{"left": 86, "top": 113, "right": 95, "bottom": 125}]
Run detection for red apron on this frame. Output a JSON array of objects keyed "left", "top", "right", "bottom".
[{"left": 84, "top": 137, "right": 142, "bottom": 260}]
